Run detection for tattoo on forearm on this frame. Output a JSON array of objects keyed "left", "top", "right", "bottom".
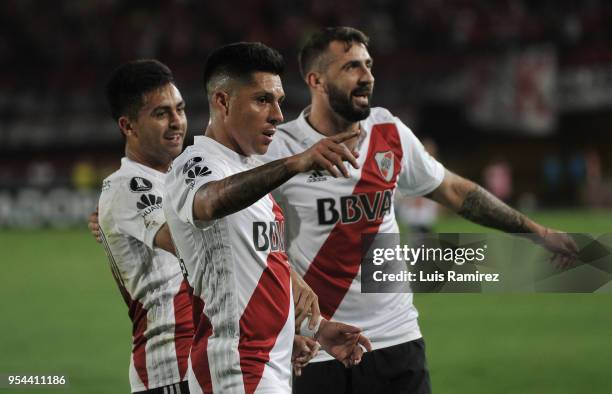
[
  {"left": 458, "top": 186, "right": 530, "bottom": 233},
  {"left": 196, "top": 158, "right": 295, "bottom": 220}
]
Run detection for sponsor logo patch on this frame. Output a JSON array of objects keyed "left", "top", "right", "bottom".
[
  {"left": 137, "top": 194, "right": 162, "bottom": 210},
  {"left": 185, "top": 163, "right": 212, "bottom": 187},
  {"left": 183, "top": 156, "right": 203, "bottom": 174},
  {"left": 130, "top": 177, "right": 153, "bottom": 192},
  {"left": 137, "top": 193, "right": 163, "bottom": 220}
]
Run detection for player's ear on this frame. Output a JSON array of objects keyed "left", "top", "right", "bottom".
[
  {"left": 212, "top": 91, "right": 230, "bottom": 116},
  {"left": 118, "top": 116, "right": 134, "bottom": 138},
  {"left": 306, "top": 71, "right": 323, "bottom": 91}
]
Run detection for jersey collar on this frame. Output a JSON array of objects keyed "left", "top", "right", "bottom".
[
  {"left": 299, "top": 106, "right": 368, "bottom": 148},
  {"left": 194, "top": 135, "right": 255, "bottom": 166},
  {"left": 121, "top": 157, "right": 167, "bottom": 180}
]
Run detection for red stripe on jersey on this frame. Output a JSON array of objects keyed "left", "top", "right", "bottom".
[
  {"left": 191, "top": 293, "right": 214, "bottom": 394},
  {"left": 173, "top": 279, "right": 194, "bottom": 380},
  {"left": 238, "top": 197, "right": 290, "bottom": 394},
  {"left": 303, "top": 124, "right": 403, "bottom": 319},
  {"left": 128, "top": 292, "right": 149, "bottom": 389}
]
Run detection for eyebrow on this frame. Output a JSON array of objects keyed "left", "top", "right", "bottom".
[
  {"left": 342, "top": 58, "right": 373, "bottom": 69},
  {"left": 252, "top": 91, "right": 285, "bottom": 101},
  {"left": 150, "top": 100, "right": 185, "bottom": 113}
]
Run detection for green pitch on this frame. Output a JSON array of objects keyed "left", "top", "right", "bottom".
[{"left": 0, "top": 209, "right": 610, "bottom": 393}]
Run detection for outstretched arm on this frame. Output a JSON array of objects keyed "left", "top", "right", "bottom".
[
  {"left": 428, "top": 170, "right": 534, "bottom": 233},
  {"left": 193, "top": 129, "right": 360, "bottom": 222},
  {"left": 427, "top": 170, "right": 578, "bottom": 266}
]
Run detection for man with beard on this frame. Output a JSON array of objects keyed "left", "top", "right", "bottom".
[
  {"left": 97, "top": 59, "right": 193, "bottom": 393},
  {"left": 262, "top": 27, "right": 578, "bottom": 394}
]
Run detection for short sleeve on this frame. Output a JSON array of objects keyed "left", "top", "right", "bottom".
[
  {"left": 165, "top": 153, "right": 228, "bottom": 229},
  {"left": 395, "top": 118, "right": 445, "bottom": 196},
  {"left": 109, "top": 177, "right": 166, "bottom": 249}
]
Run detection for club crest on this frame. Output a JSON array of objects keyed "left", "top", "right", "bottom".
[{"left": 374, "top": 151, "right": 394, "bottom": 182}]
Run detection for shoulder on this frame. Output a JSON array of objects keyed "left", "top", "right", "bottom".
[
  {"left": 168, "top": 145, "right": 210, "bottom": 178},
  {"left": 167, "top": 143, "right": 227, "bottom": 193},
  {"left": 265, "top": 119, "right": 305, "bottom": 159},
  {"left": 366, "top": 107, "right": 395, "bottom": 125},
  {"left": 107, "top": 165, "right": 162, "bottom": 195},
  {"left": 364, "top": 107, "right": 416, "bottom": 139},
  {"left": 275, "top": 119, "right": 302, "bottom": 147}
]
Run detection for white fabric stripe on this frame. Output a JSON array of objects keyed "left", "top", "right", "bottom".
[
  {"left": 175, "top": 382, "right": 181, "bottom": 394},
  {"left": 100, "top": 160, "right": 189, "bottom": 392},
  {"left": 99, "top": 228, "right": 126, "bottom": 288},
  {"left": 199, "top": 220, "right": 244, "bottom": 394}
]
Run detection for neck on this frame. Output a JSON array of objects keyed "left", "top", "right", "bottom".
[
  {"left": 308, "top": 98, "right": 360, "bottom": 137},
  {"left": 125, "top": 146, "right": 169, "bottom": 173},
  {"left": 205, "top": 122, "right": 245, "bottom": 156}
]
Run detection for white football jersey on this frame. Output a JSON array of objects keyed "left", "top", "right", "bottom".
[
  {"left": 263, "top": 107, "right": 445, "bottom": 362},
  {"left": 164, "top": 136, "right": 294, "bottom": 394},
  {"left": 98, "top": 158, "right": 193, "bottom": 392}
]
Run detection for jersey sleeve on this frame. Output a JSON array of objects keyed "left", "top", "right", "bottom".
[
  {"left": 395, "top": 118, "right": 445, "bottom": 196},
  {"left": 165, "top": 153, "right": 228, "bottom": 229},
  {"left": 110, "top": 177, "right": 166, "bottom": 249}
]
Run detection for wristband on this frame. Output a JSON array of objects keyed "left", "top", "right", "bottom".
[{"left": 299, "top": 315, "right": 323, "bottom": 339}]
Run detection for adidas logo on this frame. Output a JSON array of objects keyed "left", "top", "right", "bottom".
[
  {"left": 185, "top": 165, "right": 212, "bottom": 185},
  {"left": 137, "top": 194, "right": 162, "bottom": 209},
  {"left": 307, "top": 170, "right": 327, "bottom": 183}
]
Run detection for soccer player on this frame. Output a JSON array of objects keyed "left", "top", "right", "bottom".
[
  {"left": 91, "top": 59, "right": 326, "bottom": 391},
  {"left": 261, "top": 27, "right": 579, "bottom": 394},
  {"left": 97, "top": 59, "right": 193, "bottom": 394},
  {"left": 163, "top": 42, "right": 372, "bottom": 394}
]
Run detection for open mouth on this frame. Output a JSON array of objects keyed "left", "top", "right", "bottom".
[
  {"left": 353, "top": 94, "right": 370, "bottom": 106},
  {"left": 352, "top": 89, "right": 371, "bottom": 107},
  {"left": 352, "top": 94, "right": 370, "bottom": 106},
  {"left": 262, "top": 129, "right": 275, "bottom": 144},
  {"left": 164, "top": 134, "right": 183, "bottom": 145}
]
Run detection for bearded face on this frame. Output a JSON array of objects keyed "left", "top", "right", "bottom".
[{"left": 326, "top": 79, "right": 372, "bottom": 122}]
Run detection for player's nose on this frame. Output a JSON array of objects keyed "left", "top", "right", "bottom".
[{"left": 268, "top": 101, "right": 283, "bottom": 126}]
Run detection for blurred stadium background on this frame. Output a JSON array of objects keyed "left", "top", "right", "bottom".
[{"left": 0, "top": 1, "right": 610, "bottom": 393}]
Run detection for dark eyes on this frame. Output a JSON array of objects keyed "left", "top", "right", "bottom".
[
  {"left": 154, "top": 107, "right": 185, "bottom": 118},
  {"left": 345, "top": 62, "right": 373, "bottom": 70}
]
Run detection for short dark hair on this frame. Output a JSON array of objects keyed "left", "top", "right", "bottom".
[
  {"left": 298, "top": 27, "right": 370, "bottom": 79},
  {"left": 106, "top": 59, "right": 174, "bottom": 121},
  {"left": 203, "top": 42, "right": 284, "bottom": 96}
]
